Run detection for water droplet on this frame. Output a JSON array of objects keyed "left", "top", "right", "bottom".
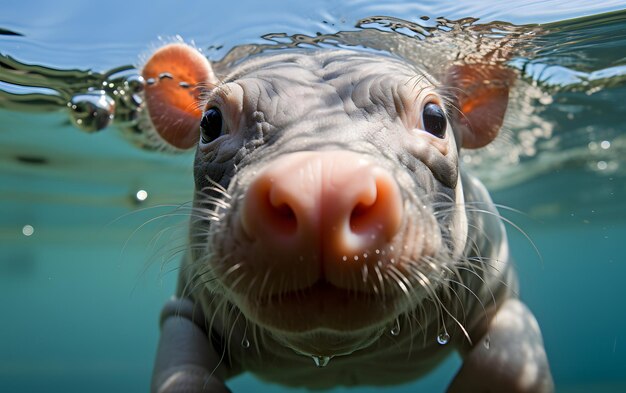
[
  {"left": 68, "top": 90, "right": 115, "bottom": 132},
  {"left": 483, "top": 336, "right": 490, "bottom": 349},
  {"left": 312, "top": 355, "right": 331, "bottom": 367},
  {"left": 390, "top": 319, "right": 400, "bottom": 336},
  {"left": 437, "top": 332, "right": 450, "bottom": 345},
  {"left": 22, "top": 224, "right": 34, "bottom": 237},
  {"left": 135, "top": 189, "right": 148, "bottom": 202},
  {"left": 241, "top": 338, "right": 250, "bottom": 349}
]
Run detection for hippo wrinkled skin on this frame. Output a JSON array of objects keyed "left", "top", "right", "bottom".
[{"left": 141, "top": 43, "right": 553, "bottom": 393}]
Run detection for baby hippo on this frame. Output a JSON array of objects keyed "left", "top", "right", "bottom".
[{"left": 142, "top": 43, "right": 553, "bottom": 392}]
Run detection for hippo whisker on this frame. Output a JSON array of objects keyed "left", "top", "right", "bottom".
[
  {"left": 373, "top": 263, "right": 386, "bottom": 300},
  {"left": 194, "top": 197, "right": 232, "bottom": 212},
  {"left": 434, "top": 292, "right": 472, "bottom": 345},
  {"left": 360, "top": 264, "right": 371, "bottom": 289},
  {"left": 197, "top": 182, "right": 233, "bottom": 202},
  {"left": 256, "top": 266, "right": 274, "bottom": 300},
  {"left": 444, "top": 276, "right": 485, "bottom": 321},
  {"left": 181, "top": 270, "right": 216, "bottom": 300},
  {"left": 386, "top": 265, "right": 412, "bottom": 303},
  {"left": 183, "top": 254, "right": 231, "bottom": 297},
  {"left": 408, "top": 253, "right": 470, "bottom": 341},
  {"left": 439, "top": 279, "right": 470, "bottom": 331},
  {"left": 465, "top": 206, "right": 541, "bottom": 261},
  {"left": 127, "top": 208, "right": 192, "bottom": 248},
  {"left": 407, "top": 306, "right": 429, "bottom": 349}
]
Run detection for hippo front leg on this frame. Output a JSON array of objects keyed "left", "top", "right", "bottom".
[
  {"left": 448, "top": 298, "right": 554, "bottom": 393},
  {"left": 151, "top": 298, "right": 231, "bottom": 393}
]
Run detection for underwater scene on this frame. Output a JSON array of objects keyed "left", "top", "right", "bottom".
[{"left": 1, "top": 0, "right": 626, "bottom": 392}]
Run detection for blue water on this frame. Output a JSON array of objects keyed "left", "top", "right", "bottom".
[{"left": 1, "top": 1, "right": 626, "bottom": 392}]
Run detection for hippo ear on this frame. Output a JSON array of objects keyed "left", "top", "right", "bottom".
[
  {"left": 141, "top": 43, "right": 219, "bottom": 150},
  {"left": 445, "top": 64, "right": 515, "bottom": 149}
]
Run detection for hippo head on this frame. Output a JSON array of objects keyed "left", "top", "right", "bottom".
[{"left": 141, "top": 43, "right": 513, "bottom": 358}]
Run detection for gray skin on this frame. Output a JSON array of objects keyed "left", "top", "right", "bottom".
[{"left": 149, "top": 48, "right": 554, "bottom": 392}]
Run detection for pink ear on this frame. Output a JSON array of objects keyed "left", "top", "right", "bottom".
[
  {"left": 446, "top": 64, "right": 515, "bottom": 149},
  {"left": 142, "top": 43, "right": 218, "bottom": 150}
]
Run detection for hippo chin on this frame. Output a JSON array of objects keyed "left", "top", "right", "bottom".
[{"left": 143, "top": 43, "right": 554, "bottom": 392}]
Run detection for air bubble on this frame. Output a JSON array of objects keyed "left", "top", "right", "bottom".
[
  {"left": 241, "top": 338, "right": 250, "bottom": 349},
  {"left": 483, "top": 336, "right": 490, "bottom": 349},
  {"left": 437, "top": 332, "right": 450, "bottom": 345},
  {"left": 312, "top": 355, "right": 332, "bottom": 367},
  {"left": 124, "top": 74, "right": 145, "bottom": 94},
  {"left": 135, "top": 189, "right": 148, "bottom": 202},
  {"left": 22, "top": 224, "right": 34, "bottom": 237},
  {"left": 68, "top": 90, "right": 115, "bottom": 132},
  {"left": 342, "top": 256, "right": 348, "bottom": 261}
]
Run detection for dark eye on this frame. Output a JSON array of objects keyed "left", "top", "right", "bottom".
[
  {"left": 200, "top": 107, "right": 224, "bottom": 144},
  {"left": 422, "top": 102, "right": 447, "bottom": 138}
]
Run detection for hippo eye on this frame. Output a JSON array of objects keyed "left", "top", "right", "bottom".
[
  {"left": 200, "top": 107, "right": 224, "bottom": 144},
  {"left": 422, "top": 102, "right": 447, "bottom": 138}
]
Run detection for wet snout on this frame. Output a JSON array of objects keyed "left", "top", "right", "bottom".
[{"left": 239, "top": 151, "right": 403, "bottom": 291}]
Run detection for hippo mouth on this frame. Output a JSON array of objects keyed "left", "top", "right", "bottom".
[{"left": 239, "top": 279, "right": 399, "bottom": 333}]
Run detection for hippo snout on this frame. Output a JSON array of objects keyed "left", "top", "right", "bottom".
[{"left": 238, "top": 150, "right": 404, "bottom": 292}]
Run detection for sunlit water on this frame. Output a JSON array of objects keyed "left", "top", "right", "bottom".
[{"left": 1, "top": 1, "right": 626, "bottom": 392}]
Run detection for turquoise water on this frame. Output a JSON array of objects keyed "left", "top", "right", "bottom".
[{"left": 1, "top": 1, "right": 626, "bottom": 392}]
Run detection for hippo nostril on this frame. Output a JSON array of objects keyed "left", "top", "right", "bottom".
[
  {"left": 266, "top": 200, "right": 298, "bottom": 235},
  {"left": 350, "top": 202, "right": 375, "bottom": 233},
  {"left": 348, "top": 175, "right": 402, "bottom": 242},
  {"left": 240, "top": 176, "right": 303, "bottom": 242}
]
